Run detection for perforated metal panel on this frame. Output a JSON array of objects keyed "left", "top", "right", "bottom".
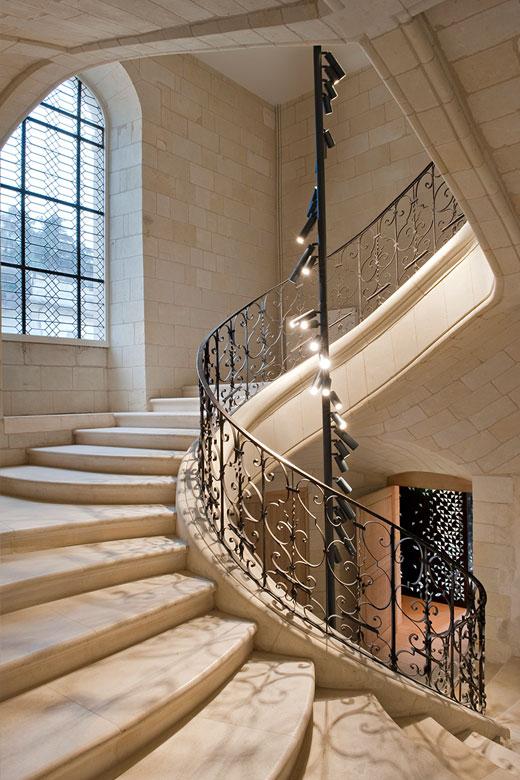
[{"left": 0, "top": 77, "right": 105, "bottom": 340}]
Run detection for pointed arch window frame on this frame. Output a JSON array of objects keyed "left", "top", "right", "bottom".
[{"left": 0, "top": 76, "right": 107, "bottom": 343}]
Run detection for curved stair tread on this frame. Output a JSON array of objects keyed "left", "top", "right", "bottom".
[
  {"left": 464, "top": 732, "right": 520, "bottom": 775},
  {"left": 114, "top": 411, "right": 200, "bottom": 429},
  {"left": 0, "top": 536, "right": 187, "bottom": 613},
  {"left": 0, "top": 572, "right": 215, "bottom": 699},
  {"left": 400, "top": 716, "right": 514, "bottom": 779},
  {"left": 27, "top": 444, "right": 186, "bottom": 475},
  {"left": 301, "top": 690, "right": 458, "bottom": 780},
  {"left": 0, "top": 465, "right": 177, "bottom": 504},
  {"left": 0, "top": 496, "right": 176, "bottom": 553},
  {"left": 0, "top": 612, "right": 255, "bottom": 780},
  {"left": 117, "top": 653, "right": 315, "bottom": 780},
  {"left": 74, "top": 426, "right": 199, "bottom": 450}
]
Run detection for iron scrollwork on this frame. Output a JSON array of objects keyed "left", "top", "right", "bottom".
[{"left": 197, "top": 163, "right": 485, "bottom": 712}]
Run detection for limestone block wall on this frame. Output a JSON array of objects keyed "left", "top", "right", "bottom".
[
  {"left": 280, "top": 65, "right": 429, "bottom": 278},
  {"left": 125, "top": 54, "right": 278, "bottom": 400},
  {"left": 2, "top": 341, "right": 109, "bottom": 417}
]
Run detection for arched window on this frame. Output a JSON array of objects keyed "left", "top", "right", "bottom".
[{"left": 0, "top": 76, "right": 105, "bottom": 341}]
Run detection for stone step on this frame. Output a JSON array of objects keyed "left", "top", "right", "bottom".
[
  {"left": 464, "top": 732, "right": 520, "bottom": 775},
  {"left": 149, "top": 397, "right": 199, "bottom": 413},
  {"left": 75, "top": 426, "right": 199, "bottom": 450},
  {"left": 114, "top": 411, "right": 200, "bottom": 429},
  {"left": 28, "top": 444, "right": 184, "bottom": 475},
  {"left": 0, "top": 464, "right": 177, "bottom": 504},
  {"left": 0, "top": 496, "right": 176, "bottom": 555},
  {"left": 300, "top": 690, "right": 460, "bottom": 779},
  {"left": 0, "top": 536, "right": 187, "bottom": 613},
  {"left": 0, "top": 572, "right": 215, "bottom": 700},
  {"left": 118, "top": 653, "right": 315, "bottom": 779},
  {"left": 0, "top": 612, "right": 255, "bottom": 780},
  {"left": 400, "top": 716, "right": 511, "bottom": 779}
]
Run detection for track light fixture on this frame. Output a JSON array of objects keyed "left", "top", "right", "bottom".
[
  {"left": 336, "top": 428, "right": 359, "bottom": 451},
  {"left": 329, "top": 390, "right": 343, "bottom": 412},
  {"left": 323, "top": 80, "right": 338, "bottom": 101},
  {"left": 319, "top": 354, "right": 331, "bottom": 370},
  {"left": 289, "top": 243, "right": 317, "bottom": 284},
  {"left": 296, "top": 211, "right": 317, "bottom": 244},
  {"left": 323, "top": 51, "right": 346, "bottom": 84},
  {"left": 334, "top": 437, "right": 350, "bottom": 459},
  {"left": 323, "top": 129, "right": 335, "bottom": 149},
  {"left": 331, "top": 411, "right": 347, "bottom": 430},
  {"left": 310, "top": 369, "right": 325, "bottom": 396},
  {"left": 335, "top": 495, "right": 356, "bottom": 523},
  {"left": 335, "top": 475, "right": 353, "bottom": 494},
  {"left": 334, "top": 453, "right": 349, "bottom": 473},
  {"left": 322, "top": 93, "right": 333, "bottom": 115},
  {"left": 307, "top": 187, "right": 318, "bottom": 217},
  {"left": 309, "top": 337, "right": 320, "bottom": 353},
  {"left": 321, "top": 374, "right": 331, "bottom": 397}
]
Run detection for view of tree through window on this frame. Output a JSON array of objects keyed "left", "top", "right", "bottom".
[{"left": 0, "top": 76, "right": 105, "bottom": 340}]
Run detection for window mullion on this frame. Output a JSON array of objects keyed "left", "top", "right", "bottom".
[
  {"left": 21, "top": 119, "right": 27, "bottom": 335},
  {"left": 76, "top": 80, "right": 82, "bottom": 339}
]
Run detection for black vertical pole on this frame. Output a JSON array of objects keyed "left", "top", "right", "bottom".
[{"left": 313, "top": 45, "right": 335, "bottom": 626}]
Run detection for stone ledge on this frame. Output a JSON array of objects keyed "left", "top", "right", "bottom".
[{"left": 3, "top": 412, "right": 115, "bottom": 436}]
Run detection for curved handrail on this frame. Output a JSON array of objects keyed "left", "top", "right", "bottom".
[{"left": 196, "top": 162, "right": 485, "bottom": 712}]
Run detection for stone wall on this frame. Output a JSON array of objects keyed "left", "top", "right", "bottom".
[
  {"left": 279, "top": 65, "right": 428, "bottom": 278},
  {"left": 125, "top": 54, "right": 278, "bottom": 400},
  {"left": 2, "top": 341, "right": 108, "bottom": 417}
]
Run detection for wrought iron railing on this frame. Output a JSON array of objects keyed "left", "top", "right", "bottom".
[{"left": 196, "top": 163, "right": 485, "bottom": 712}]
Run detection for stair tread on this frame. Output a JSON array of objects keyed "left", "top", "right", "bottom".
[
  {"left": 28, "top": 444, "right": 186, "bottom": 459},
  {"left": 464, "top": 731, "right": 520, "bottom": 775},
  {"left": 0, "top": 536, "right": 186, "bottom": 588},
  {"left": 119, "top": 653, "right": 314, "bottom": 779},
  {"left": 0, "top": 612, "right": 255, "bottom": 780},
  {"left": 115, "top": 411, "right": 198, "bottom": 418},
  {"left": 0, "top": 464, "right": 177, "bottom": 486},
  {"left": 303, "top": 690, "right": 458, "bottom": 779},
  {"left": 400, "top": 716, "right": 511, "bottom": 779},
  {"left": 0, "top": 572, "right": 214, "bottom": 673},
  {"left": 76, "top": 426, "right": 199, "bottom": 436},
  {"left": 0, "top": 496, "right": 175, "bottom": 534}
]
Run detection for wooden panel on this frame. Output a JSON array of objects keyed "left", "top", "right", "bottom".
[
  {"left": 243, "top": 488, "right": 310, "bottom": 606},
  {"left": 356, "top": 485, "right": 401, "bottom": 658}
]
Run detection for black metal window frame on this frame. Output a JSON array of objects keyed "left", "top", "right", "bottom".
[{"left": 0, "top": 77, "right": 106, "bottom": 340}]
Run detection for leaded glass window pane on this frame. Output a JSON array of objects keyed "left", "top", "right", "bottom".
[{"left": 0, "top": 76, "right": 105, "bottom": 340}]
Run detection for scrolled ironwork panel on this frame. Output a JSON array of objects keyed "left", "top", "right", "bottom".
[{"left": 197, "top": 161, "right": 485, "bottom": 713}]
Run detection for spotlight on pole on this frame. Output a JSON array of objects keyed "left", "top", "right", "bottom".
[
  {"left": 324, "top": 129, "right": 335, "bottom": 149},
  {"left": 330, "top": 390, "right": 343, "bottom": 411},
  {"left": 323, "top": 80, "right": 338, "bottom": 101},
  {"left": 335, "top": 495, "right": 356, "bottom": 523},
  {"left": 289, "top": 243, "right": 317, "bottom": 284},
  {"left": 334, "top": 453, "right": 349, "bottom": 473},
  {"left": 335, "top": 475, "right": 353, "bottom": 494},
  {"left": 319, "top": 354, "right": 331, "bottom": 370},
  {"left": 331, "top": 411, "right": 347, "bottom": 430},
  {"left": 307, "top": 187, "right": 318, "bottom": 217},
  {"left": 322, "top": 93, "right": 333, "bottom": 115},
  {"left": 296, "top": 212, "right": 317, "bottom": 244},
  {"left": 333, "top": 437, "right": 350, "bottom": 459},
  {"left": 309, "top": 337, "right": 321, "bottom": 353},
  {"left": 336, "top": 428, "right": 359, "bottom": 451},
  {"left": 324, "top": 51, "right": 346, "bottom": 83},
  {"left": 310, "top": 370, "right": 325, "bottom": 396}
]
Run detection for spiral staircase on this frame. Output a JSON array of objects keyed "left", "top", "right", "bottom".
[{"left": 1, "top": 167, "right": 519, "bottom": 778}]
